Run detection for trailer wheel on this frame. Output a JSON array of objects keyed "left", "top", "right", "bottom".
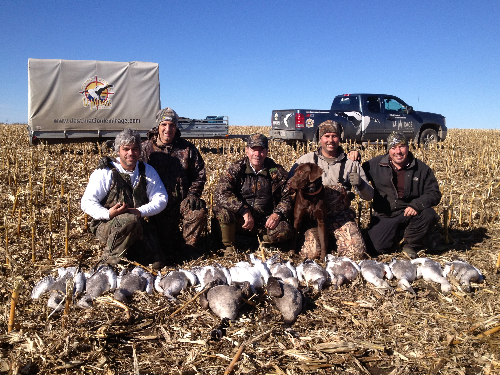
[{"left": 419, "top": 129, "right": 438, "bottom": 149}]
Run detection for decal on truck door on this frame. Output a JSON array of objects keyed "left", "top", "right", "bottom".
[{"left": 79, "top": 76, "right": 114, "bottom": 110}]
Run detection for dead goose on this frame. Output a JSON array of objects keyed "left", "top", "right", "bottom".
[
  {"left": 229, "top": 261, "right": 265, "bottom": 293},
  {"left": 114, "top": 267, "right": 154, "bottom": 303},
  {"left": 77, "top": 265, "right": 117, "bottom": 309},
  {"left": 265, "top": 254, "right": 298, "bottom": 288},
  {"left": 325, "top": 255, "right": 360, "bottom": 289},
  {"left": 31, "top": 275, "right": 56, "bottom": 300},
  {"left": 266, "top": 276, "right": 303, "bottom": 325},
  {"left": 32, "top": 267, "right": 87, "bottom": 311},
  {"left": 443, "top": 260, "right": 483, "bottom": 293},
  {"left": 199, "top": 281, "right": 248, "bottom": 320},
  {"left": 154, "top": 269, "right": 197, "bottom": 303},
  {"left": 411, "top": 258, "right": 452, "bottom": 295},
  {"left": 388, "top": 258, "right": 417, "bottom": 295},
  {"left": 296, "top": 259, "right": 328, "bottom": 292},
  {"left": 249, "top": 254, "right": 271, "bottom": 283},
  {"left": 359, "top": 260, "right": 394, "bottom": 291},
  {"left": 192, "top": 264, "right": 231, "bottom": 292}
]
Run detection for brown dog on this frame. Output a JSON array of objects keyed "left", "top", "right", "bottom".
[{"left": 288, "top": 163, "right": 328, "bottom": 260}]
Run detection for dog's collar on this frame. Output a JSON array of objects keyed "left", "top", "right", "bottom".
[{"left": 304, "top": 184, "right": 323, "bottom": 196}]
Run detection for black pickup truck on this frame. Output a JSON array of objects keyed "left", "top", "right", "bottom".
[{"left": 270, "top": 94, "right": 447, "bottom": 146}]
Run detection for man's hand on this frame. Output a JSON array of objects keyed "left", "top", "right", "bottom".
[
  {"left": 265, "top": 213, "right": 280, "bottom": 230},
  {"left": 108, "top": 202, "right": 129, "bottom": 218},
  {"left": 404, "top": 207, "right": 418, "bottom": 216},
  {"left": 127, "top": 208, "right": 142, "bottom": 218},
  {"left": 242, "top": 210, "right": 254, "bottom": 231},
  {"left": 349, "top": 165, "right": 362, "bottom": 187},
  {"left": 347, "top": 150, "right": 361, "bottom": 162}
]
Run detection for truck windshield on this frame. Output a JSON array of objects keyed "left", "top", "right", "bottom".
[{"left": 331, "top": 95, "right": 360, "bottom": 112}]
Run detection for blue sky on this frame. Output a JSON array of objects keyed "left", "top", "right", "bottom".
[{"left": 1, "top": 0, "right": 499, "bottom": 128}]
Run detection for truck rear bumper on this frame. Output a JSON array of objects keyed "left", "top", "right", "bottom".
[{"left": 269, "top": 129, "right": 304, "bottom": 140}]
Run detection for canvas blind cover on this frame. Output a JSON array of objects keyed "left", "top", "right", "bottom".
[{"left": 28, "top": 59, "right": 160, "bottom": 132}]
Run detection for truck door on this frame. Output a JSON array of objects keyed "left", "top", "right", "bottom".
[
  {"left": 361, "top": 95, "right": 386, "bottom": 141},
  {"left": 382, "top": 96, "right": 418, "bottom": 137}
]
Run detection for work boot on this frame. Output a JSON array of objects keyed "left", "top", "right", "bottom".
[
  {"left": 401, "top": 246, "right": 417, "bottom": 259},
  {"left": 224, "top": 245, "right": 236, "bottom": 256},
  {"left": 220, "top": 222, "right": 236, "bottom": 256}
]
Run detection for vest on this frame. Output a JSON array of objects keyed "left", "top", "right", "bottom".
[{"left": 89, "top": 157, "right": 149, "bottom": 233}]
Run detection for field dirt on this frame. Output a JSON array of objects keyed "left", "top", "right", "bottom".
[{"left": 0, "top": 125, "right": 499, "bottom": 374}]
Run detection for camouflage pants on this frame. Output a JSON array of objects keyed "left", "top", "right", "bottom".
[
  {"left": 327, "top": 209, "right": 368, "bottom": 261},
  {"left": 151, "top": 198, "right": 207, "bottom": 249},
  {"left": 216, "top": 207, "right": 294, "bottom": 243},
  {"left": 94, "top": 213, "right": 165, "bottom": 266}
]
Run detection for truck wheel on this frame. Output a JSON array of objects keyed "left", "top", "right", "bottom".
[{"left": 419, "top": 129, "right": 438, "bottom": 148}]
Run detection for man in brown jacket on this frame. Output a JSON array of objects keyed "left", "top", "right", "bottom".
[{"left": 213, "top": 134, "right": 294, "bottom": 255}]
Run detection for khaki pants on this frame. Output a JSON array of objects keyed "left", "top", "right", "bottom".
[{"left": 95, "top": 213, "right": 165, "bottom": 266}]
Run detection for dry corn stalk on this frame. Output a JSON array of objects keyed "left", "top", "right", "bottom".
[
  {"left": 64, "top": 219, "right": 69, "bottom": 256},
  {"left": 8, "top": 279, "right": 22, "bottom": 333}
]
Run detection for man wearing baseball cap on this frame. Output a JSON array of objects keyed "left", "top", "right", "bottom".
[
  {"left": 289, "top": 120, "right": 373, "bottom": 260},
  {"left": 362, "top": 131, "right": 441, "bottom": 258},
  {"left": 213, "top": 133, "right": 294, "bottom": 255},
  {"left": 141, "top": 107, "right": 207, "bottom": 262}
]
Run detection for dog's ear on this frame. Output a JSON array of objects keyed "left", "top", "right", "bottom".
[{"left": 309, "top": 164, "right": 323, "bottom": 182}]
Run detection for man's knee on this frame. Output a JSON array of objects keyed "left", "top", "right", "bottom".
[
  {"left": 267, "top": 221, "right": 294, "bottom": 243},
  {"left": 214, "top": 208, "right": 237, "bottom": 226},
  {"left": 417, "top": 207, "right": 439, "bottom": 225}
]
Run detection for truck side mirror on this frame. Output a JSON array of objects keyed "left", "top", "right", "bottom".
[{"left": 406, "top": 106, "right": 413, "bottom": 114}]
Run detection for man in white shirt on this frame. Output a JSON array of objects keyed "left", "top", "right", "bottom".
[{"left": 81, "top": 129, "right": 168, "bottom": 267}]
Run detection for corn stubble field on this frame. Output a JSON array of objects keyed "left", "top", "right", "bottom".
[{"left": 0, "top": 124, "right": 499, "bottom": 374}]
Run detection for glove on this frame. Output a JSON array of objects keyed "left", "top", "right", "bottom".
[
  {"left": 349, "top": 165, "right": 362, "bottom": 187},
  {"left": 187, "top": 195, "right": 206, "bottom": 211}
]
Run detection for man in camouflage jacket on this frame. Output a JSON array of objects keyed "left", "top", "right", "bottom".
[
  {"left": 213, "top": 134, "right": 294, "bottom": 254},
  {"left": 141, "top": 107, "right": 207, "bottom": 258}
]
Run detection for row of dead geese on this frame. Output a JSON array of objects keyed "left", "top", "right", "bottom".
[{"left": 31, "top": 255, "right": 483, "bottom": 325}]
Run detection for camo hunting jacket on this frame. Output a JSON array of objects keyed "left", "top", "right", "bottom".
[
  {"left": 141, "top": 130, "right": 206, "bottom": 209},
  {"left": 213, "top": 157, "right": 293, "bottom": 222}
]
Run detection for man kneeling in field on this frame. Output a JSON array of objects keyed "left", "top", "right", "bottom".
[
  {"left": 213, "top": 133, "right": 294, "bottom": 254},
  {"left": 81, "top": 129, "right": 168, "bottom": 268}
]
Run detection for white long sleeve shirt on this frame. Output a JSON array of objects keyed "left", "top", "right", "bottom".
[{"left": 81, "top": 158, "right": 168, "bottom": 220}]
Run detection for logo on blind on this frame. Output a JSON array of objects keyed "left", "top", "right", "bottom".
[{"left": 79, "top": 77, "right": 114, "bottom": 110}]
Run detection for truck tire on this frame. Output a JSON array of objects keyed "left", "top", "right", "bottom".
[{"left": 419, "top": 128, "right": 438, "bottom": 148}]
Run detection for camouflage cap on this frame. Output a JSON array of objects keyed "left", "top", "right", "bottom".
[
  {"left": 156, "top": 107, "right": 178, "bottom": 126},
  {"left": 387, "top": 131, "right": 408, "bottom": 149},
  {"left": 247, "top": 133, "right": 268, "bottom": 148},
  {"left": 319, "top": 120, "right": 341, "bottom": 139}
]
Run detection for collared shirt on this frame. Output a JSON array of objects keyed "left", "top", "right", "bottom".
[{"left": 389, "top": 157, "right": 412, "bottom": 198}]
